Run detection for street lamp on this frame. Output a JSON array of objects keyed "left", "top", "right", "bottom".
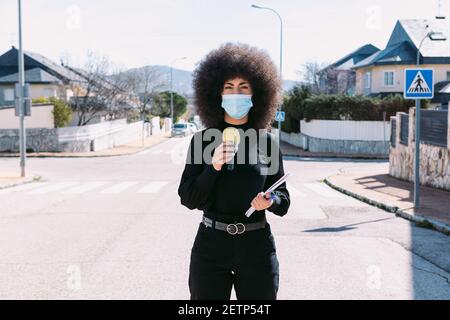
[
  {"left": 413, "top": 30, "right": 447, "bottom": 207},
  {"left": 170, "top": 57, "right": 187, "bottom": 126},
  {"left": 251, "top": 4, "right": 283, "bottom": 134}
]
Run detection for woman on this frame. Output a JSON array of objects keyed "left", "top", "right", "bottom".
[{"left": 178, "top": 42, "right": 290, "bottom": 300}]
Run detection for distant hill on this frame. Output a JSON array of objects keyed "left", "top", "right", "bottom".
[{"left": 122, "top": 65, "right": 300, "bottom": 96}]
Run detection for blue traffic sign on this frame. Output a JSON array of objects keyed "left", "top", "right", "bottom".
[
  {"left": 275, "top": 111, "right": 285, "bottom": 122},
  {"left": 404, "top": 68, "right": 434, "bottom": 99}
]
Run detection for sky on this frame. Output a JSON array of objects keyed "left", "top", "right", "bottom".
[{"left": 0, "top": 0, "right": 446, "bottom": 81}]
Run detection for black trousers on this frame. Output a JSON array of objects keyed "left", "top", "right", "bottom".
[{"left": 189, "top": 221, "right": 279, "bottom": 300}]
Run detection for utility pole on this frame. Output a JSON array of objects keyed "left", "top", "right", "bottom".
[{"left": 17, "top": 0, "right": 26, "bottom": 177}]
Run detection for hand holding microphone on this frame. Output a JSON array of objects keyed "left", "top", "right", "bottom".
[
  {"left": 222, "top": 127, "right": 240, "bottom": 171},
  {"left": 211, "top": 142, "right": 235, "bottom": 171}
]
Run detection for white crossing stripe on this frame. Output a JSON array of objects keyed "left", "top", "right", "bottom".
[
  {"left": 0, "top": 182, "right": 50, "bottom": 194},
  {"left": 27, "top": 181, "right": 80, "bottom": 194},
  {"left": 100, "top": 181, "right": 139, "bottom": 194},
  {"left": 137, "top": 181, "right": 169, "bottom": 194},
  {"left": 62, "top": 181, "right": 108, "bottom": 194},
  {"left": 304, "top": 183, "right": 346, "bottom": 198},
  {"left": 152, "top": 149, "right": 163, "bottom": 154}
]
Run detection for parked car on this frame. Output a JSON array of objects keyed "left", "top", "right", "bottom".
[{"left": 171, "top": 122, "right": 196, "bottom": 137}]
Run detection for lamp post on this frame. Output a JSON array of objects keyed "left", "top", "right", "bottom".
[
  {"left": 413, "top": 30, "right": 446, "bottom": 207},
  {"left": 251, "top": 4, "right": 283, "bottom": 135},
  {"left": 170, "top": 57, "right": 187, "bottom": 126}
]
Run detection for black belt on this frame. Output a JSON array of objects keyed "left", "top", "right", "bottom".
[{"left": 202, "top": 216, "right": 267, "bottom": 235}]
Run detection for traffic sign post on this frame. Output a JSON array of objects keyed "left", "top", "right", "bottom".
[
  {"left": 275, "top": 111, "right": 285, "bottom": 122},
  {"left": 404, "top": 68, "right": 434, "bottom": 99},
  {"left": 404, "top": 68, "right": 434, "bottom": 208}
]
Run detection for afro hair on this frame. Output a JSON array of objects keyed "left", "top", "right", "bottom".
[{"left": 192, "top": 42, "right": 282, "bottom": 129}]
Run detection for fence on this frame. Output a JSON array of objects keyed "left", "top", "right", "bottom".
[
  {"left": 420, "top": 110, "right": 448, "bottom": 147},
  {"left": 399, "top": 113, "right": 409, "bottom": 146},
  {"left": 389, "top": 107, "right": 450, "bottom": 191},
  {"left": 390, "top": 118, "right": 396, "bottom": 147}
]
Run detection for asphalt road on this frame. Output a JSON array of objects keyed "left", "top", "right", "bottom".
[{"left": 0, "top": 136, "right": 449, "bottom": 299}]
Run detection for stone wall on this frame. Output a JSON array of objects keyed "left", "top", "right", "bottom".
[
  {"left": 0, "top": 118, "right": 158, "bottom": 153},
  {"left": 280, "top": 131, "right": 308, "bottom": 149},
  {"left": 389, "top": 107, "right": 450, "bottom": 190},
  {"left": 307, "top": 136, "right": 389, "bottom": 155}
]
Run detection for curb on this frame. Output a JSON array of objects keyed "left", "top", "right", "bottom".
[
  {"left": 283, "top": 152, "right": 388, "bottom": 160},
  {"left": 0, "top": 174, "right": 43, "bottom": 190},
  {"left": 0, "top": 136, "right": 170, "bottom": 159},
  {"left": 323, "top": 176, "right": 450, "bottom": 235}
]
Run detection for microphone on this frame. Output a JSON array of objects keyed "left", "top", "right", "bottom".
[{"left": 222, "top": 127, "right": 240, "bottom": 171}]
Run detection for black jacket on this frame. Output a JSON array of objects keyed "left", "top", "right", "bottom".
[{"left": 178, "top": 122, "right": 290, "bottom": 223}]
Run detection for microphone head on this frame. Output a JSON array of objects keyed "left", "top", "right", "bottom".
[{"left": 222, "top": 127, "right": 240, "bottom": 146}]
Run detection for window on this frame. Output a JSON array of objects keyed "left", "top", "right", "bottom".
[
  {"left": 3, "top": 88, "right": 14, "bottom": 101},
  {"left": 447, "top": 71, "right": 450, "bottom": 81},
  {"left": 383, "top": 71, "right": 395, "bottom": 86},
  {"left": 364, "top": 72, "right": 371, "bottom": 89}
]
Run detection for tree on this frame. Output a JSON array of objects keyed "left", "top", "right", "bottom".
[
  {"left": 282, "top": 85, "right": 312, "bottom": 132},
  {"left": 49, "top": 97, "right": 72, "bottom": 128},
  {"left": 151, "top": 91, "right": 187, "bottom": 123},
  {"left": 298, "top": 61, "right": 326, "bottom": 93},
  {"left": 127, "top": 66, "right": 166, "bottom": 121},
  {"left": 67, "top": 52, "right": 137, "bottom": 126},
  {"left": 299, "top": 61, "right": 353, "bottom": 95}
]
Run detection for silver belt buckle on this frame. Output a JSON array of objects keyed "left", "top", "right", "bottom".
[{"left": 226, "top": 223, "right": 246, "bottom": 235}]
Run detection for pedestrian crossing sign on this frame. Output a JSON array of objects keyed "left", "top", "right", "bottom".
[
  {"left": 275, "top": 111, "right": 285, "bottom": 122},
  {"left": 404, "top": 68, "right": 434, "bottom": 99}
]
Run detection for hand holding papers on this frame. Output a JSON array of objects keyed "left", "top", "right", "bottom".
[{"left": 245, "top": 173, "right": 290, "bottom": 218}]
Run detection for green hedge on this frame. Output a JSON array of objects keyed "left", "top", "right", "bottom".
[
  {"left": 303, "top": 94, "right": 413, "bottom": 121},
  {"left": 282, "top": 85, "right": 414, "bottom": 133}
]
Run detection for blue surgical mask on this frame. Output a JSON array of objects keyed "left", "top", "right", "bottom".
[{"left": 221, "top": 94, "right": 253, "bottom": 119}]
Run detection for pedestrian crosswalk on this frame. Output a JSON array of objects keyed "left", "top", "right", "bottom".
[
  {"left": 62, "top": 181, "right": 109, "bottom": 194},
  {"left": 28, "top": 181, "right": 80, "bottom": 194},
  {"left": 137, "top": 181, "right": 169, "bottom": 194},
  {"left": 99, "top": 181, "right": 139, "bottom": 194},
  {"left": 0, "top": 180, "right": 171, "bottom": 195},
  {"left": 0, "top": 179, "right": 351, "bottom": 201}
]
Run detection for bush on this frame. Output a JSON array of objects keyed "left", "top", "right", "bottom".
[
  {"left": 32, "top": 96, "right": 49, "bottom": 104},
  {"left": 282, "top": 86, "right": 413, "bottom": 133},
  {"left": 49, "top": 97, "right": 72, "bottom": 128},
  {"left": 126, "top": 109, "right": 141, "bottom": 123},
  {"left": 303, "top": 94, "right": 413, "bottom": 121},
  {"left": 281, "top": 85, "right": 312, "bottom": 133}
]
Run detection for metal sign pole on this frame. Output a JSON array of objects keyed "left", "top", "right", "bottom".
[
  {"left": 414, "top": 99, "right": 421, "bottom": 207},
  {"left": 18, "top": 0, "right": 26, "bottom": 177}
]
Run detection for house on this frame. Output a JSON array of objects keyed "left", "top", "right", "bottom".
[
  {"left": 352, "top": 19, "right": 450, "bottom": 108},
  {"left": 317, "top": 44, "right": 380, "bottom": 95},
  {"left": 0, "top": 46, "right": 84, "bottom": 107},
  {"left": 0, "top": 47, "right": 139, "bottom": 127}
]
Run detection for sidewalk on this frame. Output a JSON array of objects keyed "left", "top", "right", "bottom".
[
  {"left": 324, "top": 163, "right": 450, "bottom": 234},
  {"left": 0, "top": 133, "right": 170, "bottom": 189},
  {"left": 0, "top": 171, "right": 42, "bottom": 190},
  {"left": 0, "top": 132, "right": 170, "bottom": 158},
  {"left": 281, "top": 141, "right": 388, "bottom": 159}
]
